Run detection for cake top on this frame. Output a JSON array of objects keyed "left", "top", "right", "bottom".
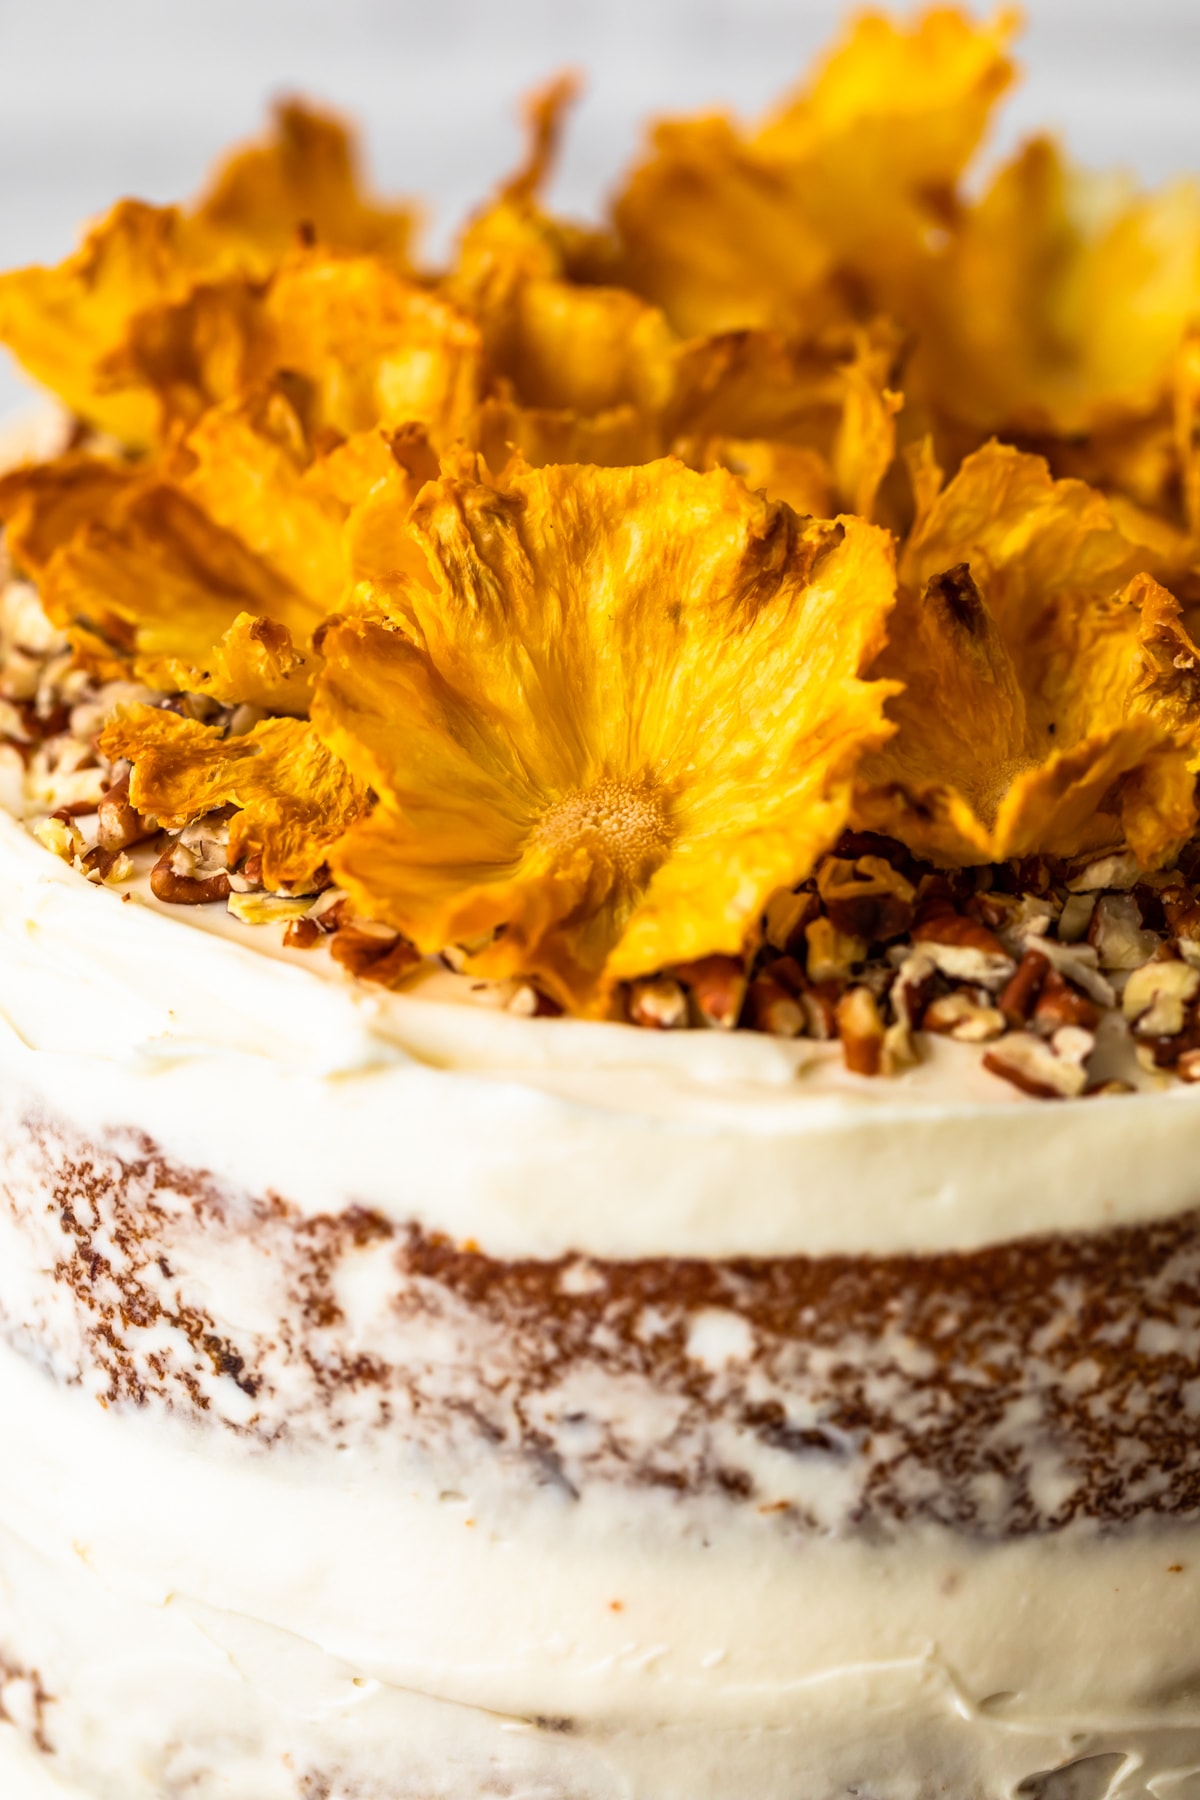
[{"left": 3, "top": 6, "right": 1200, "bottom": 1104}]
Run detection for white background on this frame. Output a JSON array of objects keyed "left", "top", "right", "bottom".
[{"left": 0, "top": 0, "right": 1198, "bottom": 416}]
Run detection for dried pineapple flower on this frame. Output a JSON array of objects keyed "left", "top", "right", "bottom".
[
  {"left": 312, "top": 459, "right": 897, "bottom": 1011},
  {"left": 99, "top": 704, "right": 367, "bottom": 892},
  {"left": 0, "top": 101, "right": 415, "bottom": 449},
  {"left": 909, "top": 136, "right": 1200, "bottom": 445},
  {"left": 193, "top": 97, "right": 415, "bottom": 269},
  {"left": 444, "top": 76, "right": 677, "bottom": 427},
  {"left": 667, "top": 322, "right": 903, "bottom": 523},
  {"left": 0, "top": 388, "right": 427, "bottom": 710},
  {"left": 612, "top": 7, "right": 1017, "bottom": 339},
  {"left": 856, "top": 443, "right": 1200, "bottom": 866},
  {"left": 107, "top": 251, "right": 482, "bottom": 445}
]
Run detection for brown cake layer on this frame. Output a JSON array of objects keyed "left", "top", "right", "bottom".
[{"left": 3, "top": 1096, "right": 1200, "bottom": 1536}]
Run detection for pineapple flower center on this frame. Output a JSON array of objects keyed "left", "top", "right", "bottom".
[{"left": 532, "top": 775, "right": 674, "bottom": 888}]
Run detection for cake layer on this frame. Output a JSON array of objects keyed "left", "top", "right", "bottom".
[
  {"left": 5, "top": 1077, "right": 1200, "bottom": 1534},
  {"left": 1, "top": 1344, "right": 1200, "bottom": 1800},
  {"left": 3, "top": 808, "right": 1200, "bottom": 1263}
]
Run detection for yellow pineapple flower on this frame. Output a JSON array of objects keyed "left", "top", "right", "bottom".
[{"left": 313, "top": 457, "right": 897, "bottom": 1011}]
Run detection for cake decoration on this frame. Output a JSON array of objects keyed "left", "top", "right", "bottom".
[
  {"left": 8, "top": 17, "right": 1200, "bottom": 1797},
  {"left": 4, "top": 5, "right": 1200, "bottom": 1094}
]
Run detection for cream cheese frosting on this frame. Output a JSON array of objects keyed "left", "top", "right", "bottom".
[
  {"left": 1, "top": 804, "right": 1198, "bottom": 1262},
  {"left": 1, "top": 1343, "right": 1200, "bottom": 1800}
]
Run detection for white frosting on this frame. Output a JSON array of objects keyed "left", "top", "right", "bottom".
[
  {"left": 1, "top": 805, "right": 1198, "bottom": 1260},
  {"left": 1, "top": 1345, "right": 1199, "bottom": 1800}
]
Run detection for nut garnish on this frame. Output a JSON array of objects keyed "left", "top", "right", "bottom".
[
  {"left": 671, "top": 955, "right": 747, "bottom": 1030},
  {"left": 924, "top": 990, "right": 1006, "bottom": 1042},
  {"left": 837, "top": 986, "right": 886, "bottom": 1076},
  {"left": 911, "top": 909, "right": 1015, "bottom": 989},
  {"left": 1089, "top": 894, "right": 1159, "bottom": 970},
  {"left": 627, "top": 977, "right": 689, "bottom": 1031},
  {"left": 805, "top": 915, "right": 867, "bottom": 984},
  {"left": 745, "top": 974, "right": 804, "bottom": 1038},
  {"left": 983, "top": 1029, "right": 1093, "bottom": 1099},
  {"left": 1123, "top": 960, "right": 1200, "bottom": 1037}
]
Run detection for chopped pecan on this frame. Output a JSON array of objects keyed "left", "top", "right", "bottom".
[
  {"left": 997, "top": 948, "right": 1050, "bottom": 1026},
  {"left": 507, "top": 985, "right": 561, "bottom": 1018},
  {"left": 1123, "top": 959, "right": 1200, "bottom": 1037},
  {"left": 889, "top": 948, "right": 937, "bottom": 1031},
  {"left": 983, "top": 1028, "right": 1093, "bottom": 1099},
  {"left": 912, "top": 909, "right": 1014, "bottom": 989},
  {"left": 1068, "top": 851, "right": 1141, "bottom": 893},
  {"left": 745, "top": 974, "right": 803, "bottom": 1038},
  {"left": 627, "top": 976, "right": 689, "bottom": 1030},
  {"left": 671, "top": 954, "right": 747, "bottom": 1030},
  {"left": 1088, "top": 893, "right": 1159, "bottom": 970},
  {"left": 79, "top": 843, "right": 118, "bottom": 883},
  {"left": 882, "top": 1020, "right": 919, "bottom": 1073},
  {"left": 226, "top": 892, "right": 312, "bottom": 926},
  {"left": 1009, "top": 855, "right": 1059, "bottom": 897},
  {"left": 31, "top": 813, "right": 82, "bottom": 863},
  {"left": 96, "top": 775, "right": 154, "bottom": 852},
  {"left": 797, "top": 977, "right": 839, "bottom": 1039},
  {"left": 149, "top": 844, "right": 231, "bottom": 904},
  {"left": 837, "top": 986, "right": 885, "bottom": 1076},
  {"left": 1162, "top": 886, "right": 1200, "bottom": 946},
  {"left": 283, "top": 917, "right": 322, "bottom": 950},
  {"left": 307, "top": 890, "right": 353, "bottom": 933},
  {"left": 1177, "top": 1049, "right": 1200, "bottom": 1083},
  {"left": 1031, "top": 968, "right": 1100, "bottom": 1034},
  {"left": 923, "top": 990, "right": 1006, "bottom": 1042},
  {"left": 966, "top": 890, "right": 1020, "bottom": 932},
  {"left": 329, "top": 925, "right": 420, "bottom": 990},
  {"left": 805, "top": 915, "right": 866, "bottom": 984},
  {"left": 1056, "top": 893, "right": 1096, "bottom": 943},
  {"left": 1026, "top": 937, "right": 1116, "bottom": 1008}
]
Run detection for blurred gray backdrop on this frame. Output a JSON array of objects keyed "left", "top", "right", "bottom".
[{"left": 1, "top": 0, "right": 1198, "bottom": 416}]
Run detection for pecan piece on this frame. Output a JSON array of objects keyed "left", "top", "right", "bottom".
[
  {"left": 923, "top": 990, "right": 1006, "bottom": 1042},
  {"left": 837, "top": 986, "right": 885, "bottom": 1076},
  {"left": 1031, "top": 968, "right": 1100, "bottom": 1034},
  {"left": 671, "top": 955, "right": 747, "bottom": 1030},
  {"left": 912, "top": 909, "right": 1014, "bottom": 989},
  {"left": 329, "top": 925, "right": 420, "bottom": 990},
  {"left": 1068, "top": 852, "right": 1141, "bottom": 893},
  {"left": 998, "top": 948, "right": 1050, "bottom": 1026},
  {"left": 31, "top": 813, "right": 82, "bottom": 864},
  {"left": 1163, "top": 886, "right": 1200, "bottom": 947},
  {"left": 150, "top": 856, "right": 232, "bottom": 904},
  {"left": 1024, "top": 937, "right": 1116, "bottom": 1008},
  {"left": 96, "top": 775, "right": 153, "bottom": 852},
  {"left": 1123, "top": 959, "right": 1200, "bottom": 1037},
  {"left": 805, "top": 916, "right": 866, "bottom": 983},
  {"left": 745, "top": 974, "right": 803, "bottom": 1038},
  {"left": 1088, "top": 893, "right": 1159, "bottom": 970},
  {"left": 627, "top": 976, "right": 689, "bottom": 1030},
  {"left": 983, "top": 1028, "right": 1093, "bottom": 1099},
  {"left": 1056, "top": 893, "right": 1096, "bottom": 943},
  {"left": 890, "top": 949, "right": 937, "bottom": 1032}
]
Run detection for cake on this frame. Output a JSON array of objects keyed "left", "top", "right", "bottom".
[{"left": 4, "top": 11, "right": 1200, "bottom": 1799}]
